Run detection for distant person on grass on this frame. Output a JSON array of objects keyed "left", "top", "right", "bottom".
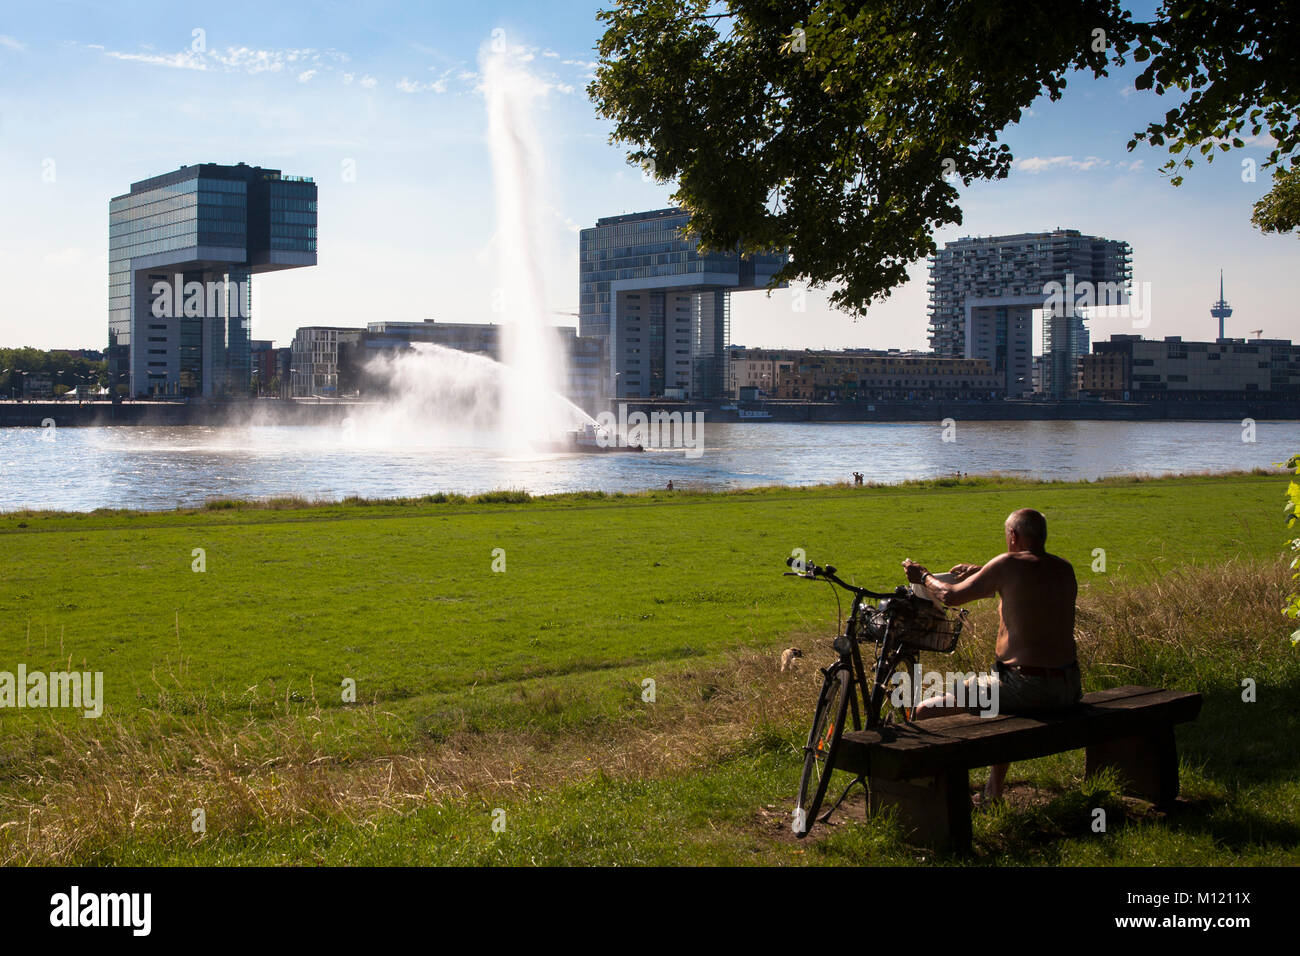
[{"left": 901, "top": 508, "right": 1081, "bottom": 805}]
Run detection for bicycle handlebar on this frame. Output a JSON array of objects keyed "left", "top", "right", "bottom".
[{"left": 783, "top": 556, "right": 899, "bottom": 600}]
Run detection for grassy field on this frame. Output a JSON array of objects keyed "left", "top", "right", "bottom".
[{"left": 0, "top": 472, "right": 1297, "bottom": 865}]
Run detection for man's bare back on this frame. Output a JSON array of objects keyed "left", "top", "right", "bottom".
[
  {"left": 957, "top": 550, "right": 1078, "bottom": 669},
  {"left": 903, "top": 511, "right": 1078, "bottom": 669}
]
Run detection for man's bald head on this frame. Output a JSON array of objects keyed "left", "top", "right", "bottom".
[{"left": 1005, "top": 508, "right": 1047, "bottom": 552}]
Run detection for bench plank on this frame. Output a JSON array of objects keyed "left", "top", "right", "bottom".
[
  {"left": 845, "top": 685, "right": 1177, "bottom": 746},
  {"left": 838, "top": 687, "right": 1201, "bottom": 779}
]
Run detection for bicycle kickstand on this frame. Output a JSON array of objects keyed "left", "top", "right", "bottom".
[{"left": 819, "top": 773, "right": 869, "bottom": 825}]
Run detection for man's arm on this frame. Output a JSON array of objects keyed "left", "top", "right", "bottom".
[{"left": 904, "top": 555, "right": 1004, "bottom": 607}]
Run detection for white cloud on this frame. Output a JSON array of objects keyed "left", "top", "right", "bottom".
[
  {"left": 92, "top": 43, "right": 347, "bottom": 77},
  {"left": 212, "top": 46, "right": 305, "bottom": 73},
  {"left": 342, "top": 72, "right": 354, "bottom": 84},
  {"left": 397, "top": 76, "right": 447, "bottom": 94},
  {"left": 1245, "top": 132, "right": 1278, "bottom": 148},
  {"left": 105, "top": 49, "right": 208, "bottom": 70},
  {"left": 0, "top": 34, "right": 26, "bottom": 52},
  {"left": 1015, "top": 155, "right": 1115, "bottom": 173},
  {"left": 542, "top": 49, "right": 559, "bottom": 58},
  {"left": 360, "top": 74, "right": 377, "bottom": 88},
  {"left": 562, "top": 59, "right": 597, "bottom": 69}
]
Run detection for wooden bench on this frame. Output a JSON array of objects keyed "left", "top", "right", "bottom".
[{"left": 835, "top": 685, "right": 1202, "bottom": 852}]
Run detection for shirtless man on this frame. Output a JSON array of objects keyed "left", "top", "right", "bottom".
[{"left": 901, "top": 508, "right": 1081, "bottom": 803}]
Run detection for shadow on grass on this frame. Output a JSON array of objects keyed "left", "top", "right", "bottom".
[
  {"left": 956, "top": 676, "right": 1300, "bottom": 862},
  {"left": 1178, "top": 678, "right": 1300, "bottom": 785}
]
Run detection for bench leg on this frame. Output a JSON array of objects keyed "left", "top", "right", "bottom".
[
  {"left": 1085, "top": 725, "right": 1179, "bottom": 809},
  {"left": 869, "top": 768, "right": 971, "bottom": 853}
]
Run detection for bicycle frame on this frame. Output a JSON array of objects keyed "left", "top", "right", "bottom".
[
  {"left": 787, "top": 557, "right": 965, "bottom": 836},
  {"left": 785, "top": 559, "right": 910, "bottom": 731}
]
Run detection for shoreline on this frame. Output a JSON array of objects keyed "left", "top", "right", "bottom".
[{"left": 2, "top": 396, "right": 1299, "bottom": 427}]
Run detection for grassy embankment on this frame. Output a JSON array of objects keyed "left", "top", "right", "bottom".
[{"left": 0, "top": 472, "right": 1296, "bottom": 865}]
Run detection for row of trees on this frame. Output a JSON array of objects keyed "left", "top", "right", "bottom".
[{"left": 0, "top": 348, "right": 108, "bottom": 398}]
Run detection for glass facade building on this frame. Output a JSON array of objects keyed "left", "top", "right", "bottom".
[
  {"left": 108, "top": 163, "right": 316, "bottom": 397},
  {"left": 579, "top": 208, "right": 786, "bottom": 400}
]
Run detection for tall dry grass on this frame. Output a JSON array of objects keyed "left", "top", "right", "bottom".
[{"left": 948, "top": 557, "right": 1291, "bottom": 688}]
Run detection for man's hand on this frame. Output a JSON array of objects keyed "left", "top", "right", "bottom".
[
  {"left": 949, "top": 563, "right": 981, "bottom": 581},
  {"left": 902, "top": 559, "right": 928, "bottom": 584}
]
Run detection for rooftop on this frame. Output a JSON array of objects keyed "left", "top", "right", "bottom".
[{"left": 120, "top": 162, "right": 315, "bottom": 198}]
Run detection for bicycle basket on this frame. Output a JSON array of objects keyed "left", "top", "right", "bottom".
[{"left": 872, "top": 595, "right": 964, "bottom": 653}]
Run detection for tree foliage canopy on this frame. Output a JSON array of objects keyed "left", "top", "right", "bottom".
[
  {"left": 1128, "top": 0, "right": 1299, "bottom": 187},
  {"left": 590, "top": 0, "right": 1298, "bottom": 314},
  {"left": 1252, "top": 165, "right": 1300, "bottom": 237},
  {"left": 0, "top": 348, "right": 106, "bottom": 393}
]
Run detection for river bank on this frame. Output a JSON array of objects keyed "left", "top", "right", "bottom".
[{"left": 2, "top": 395, "right": 1298, "bottom": 428}]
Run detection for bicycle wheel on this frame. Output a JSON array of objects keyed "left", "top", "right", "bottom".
[
  {"left": 869, "top": 647, "right": 918, "bottom": 727},
  {"left": 794, "top": 666, "right": 852, "bottom": 838}
]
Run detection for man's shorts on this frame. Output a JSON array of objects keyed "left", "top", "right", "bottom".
[{"left": 960, "top": 662, "right": 1082, "bottom": 716}]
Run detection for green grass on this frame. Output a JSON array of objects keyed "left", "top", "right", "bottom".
[{"left": 0, "top": 471, "right": 1296, "bottom": 865}]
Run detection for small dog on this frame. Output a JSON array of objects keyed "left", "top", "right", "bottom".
[{"left": 780, "top": 648, "right": 803, "bottom": 672}]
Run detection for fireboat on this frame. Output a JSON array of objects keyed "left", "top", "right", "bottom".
[{"left": 533, "top": 422, "right": 644, "bottom": 454}]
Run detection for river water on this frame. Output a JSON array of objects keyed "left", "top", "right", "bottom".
[{"left": 0, "top": 420, "right": 1294, "bottom": 512}]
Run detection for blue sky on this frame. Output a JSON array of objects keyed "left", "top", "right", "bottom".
[{"left": 0, "top": 0, "right": 1296, "bottom": 354}]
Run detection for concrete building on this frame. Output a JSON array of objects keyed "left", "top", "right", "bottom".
[
  {"left": 291, "top": 327, "right": 362, "bottom": 397},
  {"left": 728, "top": 348, "right": 1003, "bottom": 401},
  {"left": 108, "top": 162, "right": 317, "bottom": 397},
  {"left": 927, "top": 229, "right": 1131, "bottom": 399},
  {"left": 579, "top": 208, "right": 787, "bottom": 400},
  {"left": 1080, "top": 334, "right": 1300, "bottom": 400},
  {"left": 730, "top": 351, "right": 795, "bottom": 397}
]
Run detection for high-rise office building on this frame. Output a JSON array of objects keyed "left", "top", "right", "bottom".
[
  {"left": 108, "top": 162, "right": 317, "bottom": 397},
  {"left": 579, "top": 208, "right": 786, "bottom": 400},
  {"left": 928, "top": 229, "right": 1131, "bottom": 398}
]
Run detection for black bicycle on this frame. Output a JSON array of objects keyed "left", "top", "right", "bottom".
[{"left": 784, "top": 556, "right": 965, "bottom": 838}]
